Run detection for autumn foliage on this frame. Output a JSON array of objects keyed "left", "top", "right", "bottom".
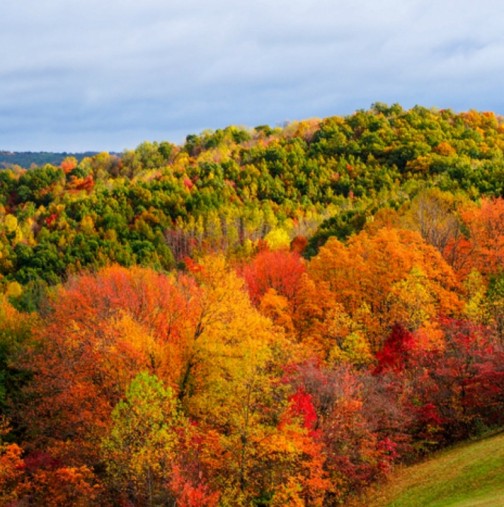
[
  {"left": 0, "top": 107, "right": 503, "bottom": 505},
  {"left": 0, "top": 222, "right": 501, "bottom": 505}
]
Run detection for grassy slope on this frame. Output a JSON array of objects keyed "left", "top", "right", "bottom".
[{"left": 354, "top": 432, "right": 504, "bottom": 507}]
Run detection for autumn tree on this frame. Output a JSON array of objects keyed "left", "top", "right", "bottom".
[
  {"left": 403, "top": 187, "right": 462, "bottom": 254},
  {"left": 289, "top": 362, "right": 400, "bottom": 504},
  {"left": 181, "top": 256, "right": 291, "bottom": 505},
  {"left": 102, "top": 372, "right": 189, "bottom": 506},
  {"left": 450, "top": 197, "right": 504, "bottom": 279},
  {"left": 17, "top": 265, "right": 200, "bottom": 467},
  {"left": 0, "top": 294, "right": 36, "bottom": 417},
  {"left": 241, "top": 248, "right": 305, "bottom": 306},
  {"left": 178, "top": 256, "right": 330, "bottom": 505},
  {"left": 0, "top": 418, "right": 26, "bottom": 505},
  {"left": 308, "top": 228, "right": 462, "bottom": 351}
]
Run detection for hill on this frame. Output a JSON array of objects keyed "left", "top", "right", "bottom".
[
  {"left": 0, "top": 104, "right": 502, "bottom": 505},
  {"left": 0, "top": 105, "right": 503, "bottom": 286},
  {"left": 355, "top": 432, "right": 504, "bottom": 507},
  {"left": 0, "top": 150, "right": 99, "bottom": 168}
]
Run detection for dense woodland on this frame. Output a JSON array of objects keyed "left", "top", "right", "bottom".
[{"left": 0, "top": 104, "right": 503, "bottom": 506}]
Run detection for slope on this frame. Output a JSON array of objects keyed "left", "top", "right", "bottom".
[{"left": 356, "top": 432, "right": 504, "bottom": 507}]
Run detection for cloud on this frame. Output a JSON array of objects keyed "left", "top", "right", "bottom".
[{"left": 1, "top": 0, "right": 503, "bottom": 151}]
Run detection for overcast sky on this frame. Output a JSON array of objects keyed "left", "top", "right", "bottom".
[{"left": 1, "top": 0, "right": 503, "bottom": 152}]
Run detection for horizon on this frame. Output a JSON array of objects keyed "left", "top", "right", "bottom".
[{"left": 3, "top": 104, "right": 504, "bottom": 155}]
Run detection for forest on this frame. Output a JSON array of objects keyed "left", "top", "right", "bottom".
[
  {"left": 0, "top": 152, "right": 99, "bottom": 171},
  {"left": 0, "top": 104, "right": 503, "bottom": 506}
]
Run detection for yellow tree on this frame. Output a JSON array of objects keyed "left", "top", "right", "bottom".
[
  {"left": 181, "top": 256, "right": 328, "bottom": 505},
  {"left": 181, "top": 256, "right": 284, "bottom": 503}
]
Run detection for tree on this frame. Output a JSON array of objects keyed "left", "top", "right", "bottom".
[
  {"left": 308, "top": 228, "right": 462, "bottom": 351},
  {"left": 374, "top": 324, "right": 416, "bottom": 375},
  {"left": 18, "top": 265, "right": 200, "bottom": 466},
  {"left": 448, "top": 198, "right": 504, "bottom": 278},
  {"left": 102, "top": 372, "right": 184, "bottom": 506},
  {"left": 0, "top": 295, "right": 35, "bottom": 416},
  {"left": 0, "top": 418, "right": 25, "bottom": 505},
  {"left": 241, "top": 248, "right": 305, "bottom": 306},
  {"left": 289, "top": 362, "right": 398, "bottom": 504},
  {"left": 179, "top": 256, "right": 329, "bottom": 505},
  {"left": 403, "top": 187, "right": 462, "bottom": 254},
  {"left": 182, "top": 257, "right": 287, "bottom": 504},
  {"left": 386, "top": 267, "right": 437, "bottom": 331}
]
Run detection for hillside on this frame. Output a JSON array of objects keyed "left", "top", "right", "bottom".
[
  {"left": 355, "top": 432, "right": 504, "bottom": 507},
  {"left": 0, "top": 105, "right": 503, "bottom": 505},
  {"left": 0, "top": 105, "right": 503, "bottom": 287}
]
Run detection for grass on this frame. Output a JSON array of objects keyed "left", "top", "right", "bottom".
[{"left": 352, "top": 431, "right": 504, "bottom": 507}]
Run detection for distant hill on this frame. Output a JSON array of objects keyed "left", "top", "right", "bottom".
[
  {"left": 353, "top": 431, "right": 504, "bottom": 507},
  {"left": 0, "top": 151, "right": 99, "bottom": 169}
]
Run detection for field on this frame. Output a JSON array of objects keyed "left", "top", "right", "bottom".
[{"left": 357, "top": 432, "right": 504, "bottom": 507}]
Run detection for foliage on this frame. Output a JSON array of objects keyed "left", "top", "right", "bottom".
[
  {"left": 102, "top": 372, "right": 184, "bottom": 506},
  {"left": 1, "top": 105, "right": 504, "bottom": 504},
  {"left": 0, "top": 106, "right": 502, "bottom": 285}
]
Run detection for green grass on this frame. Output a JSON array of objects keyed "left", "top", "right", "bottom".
[{"left": 354, "top": 432, "right": 504, "bottom": 507}]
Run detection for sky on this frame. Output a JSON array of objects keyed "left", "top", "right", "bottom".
[{"left": 1, "top": 0, "right": 504, "bottom": 152}]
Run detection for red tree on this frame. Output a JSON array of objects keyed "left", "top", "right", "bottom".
[{"left": 242, "top": 249, "right": 305, "bottom": 305}]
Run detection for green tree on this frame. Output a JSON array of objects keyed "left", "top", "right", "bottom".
[{"left": 102, "top": 372, "right": 183, "bottom": 506}]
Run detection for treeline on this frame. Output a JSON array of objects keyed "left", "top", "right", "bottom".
[
  {"left": 0, "top": 151, "right": 99, "bottom": 170},
  {"left": 0, "top": 105, "right": 503, "bottom": 505}
]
